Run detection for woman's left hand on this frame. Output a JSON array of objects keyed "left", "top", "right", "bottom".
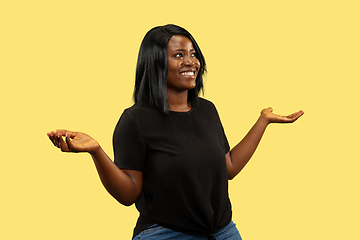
[{"left": 261, "top": 107, "right": 304, "bottom": 124}]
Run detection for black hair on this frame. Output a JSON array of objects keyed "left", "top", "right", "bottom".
[{"left": 133, "top": 24, "right": 206, "bottom": 113}]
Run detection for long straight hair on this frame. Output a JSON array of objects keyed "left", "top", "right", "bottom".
[{"left": 133, "top": 24, "right": 206, "bottom": 113}]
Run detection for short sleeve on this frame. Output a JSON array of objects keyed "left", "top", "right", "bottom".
[
  {"left": 112, "top": 110, "right": 147, "bottom": 171},
  {"left": 207, "top": 99, "right": 230, "bottom": 154},
  {"left": 222, "top": 126, "right": 230, "bottom": 154}
]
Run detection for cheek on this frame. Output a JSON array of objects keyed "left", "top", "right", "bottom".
[
  {"left": 195, "top": 60, "right": 201, "bottom": 69},
  {"left": 168, "top": 61, "right": 179, "bottom": 72},
  {"left": 167, "top": 64, "right": 176, "bottom": 77}
]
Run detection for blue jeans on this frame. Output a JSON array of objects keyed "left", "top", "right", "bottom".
[{"left": 133, "top": 220, "right": 242, "bottom": 240}]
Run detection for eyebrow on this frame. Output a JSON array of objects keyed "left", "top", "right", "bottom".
[{"left": 172, "top": 48, "right": 196, "bottom": 52}]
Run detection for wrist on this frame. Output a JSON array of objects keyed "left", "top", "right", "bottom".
[
  {"left": 258, "top": 114, "right": 270, "bottom": 126},
  {"left": 89, "top": 144, "right": 102, "bottom": 156}
]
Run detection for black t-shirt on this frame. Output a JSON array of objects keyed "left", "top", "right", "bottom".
[{"left": 113, "top": 98, "right": 232, "bottom": 238}]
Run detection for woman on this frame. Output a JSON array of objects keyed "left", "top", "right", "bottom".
[{"left": 47, "top": 24, "right": 304, "bottom": 240}]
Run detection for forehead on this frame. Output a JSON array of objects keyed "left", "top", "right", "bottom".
[{"left": 167, "top": 35, "right": 194, "bottom": 50}]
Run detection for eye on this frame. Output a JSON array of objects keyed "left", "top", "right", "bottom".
[
  {"left": 191, "top": 52, "right": 197, "bottom": 58},
  {"left": 174, "top": 53, "right": 183, "bottom": 58}
]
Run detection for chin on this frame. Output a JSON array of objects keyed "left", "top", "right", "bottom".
[{"left": 188, "top": 82, "right": 196, "bottom": 89}]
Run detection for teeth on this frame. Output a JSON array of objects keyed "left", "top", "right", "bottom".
[{"left": 181, "top": 72, "right": 194, "bottom": 76}]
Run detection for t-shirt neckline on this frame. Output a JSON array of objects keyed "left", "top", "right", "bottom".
[{"left": 169, "top": 108, "right": 194, "bottom": 114}]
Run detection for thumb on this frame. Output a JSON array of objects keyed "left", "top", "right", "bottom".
[{"left": 65, "top": 132, "right": 76, "bottom": 151}]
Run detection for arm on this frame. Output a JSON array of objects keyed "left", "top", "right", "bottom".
[
  {"left": 47, "top": 130, "right": 143, "bottom": 206},
  {"left": 226, "top": 108, "right": 304, "bottom": 180}
]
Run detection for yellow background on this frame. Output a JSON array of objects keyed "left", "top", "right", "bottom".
[{"left": 1, "top": 0, "right": 359, "bottom": 239}]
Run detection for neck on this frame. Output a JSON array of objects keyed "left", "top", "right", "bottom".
[{"left": 167, "top": 90, "right": 191, "bottom": 112}]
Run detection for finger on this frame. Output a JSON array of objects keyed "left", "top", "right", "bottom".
[
  {"left": 58, "top": 133, "right": 70, "bottom": 152},
  {"left": 51, "top": 131, "right": 61, "bottom": 148},
  {"left": 286, "top": 111, "right": 301, "bottom": 118},
  {"left": 47, "top": 132, "right": 57, "bottom": 147},
  {"left": 69, "top": 131, "right": 77, "bottom": 139},
  {"left": 55, "top": 129, "right": 70, "bottom": 137},
  {"left": 56, "top": 129, "right": 77, "bottom": 139},
  {"left": 285, "top": 111, "right": 304, "bottom": 123},
  {"left": 261, "top": 107, "right": 273, "bottom": 116},
  {"left": 54, "top": 132, "right": 63, "bottom": 150},
  {"left": 56, "top": 132, "right": 62, "bottom": 148},
  {"left": 65, "top": 132, "right": 77, "bottom": 152},
  {"left": 290, "top": 110, "right": 304, "bottom": 120}
]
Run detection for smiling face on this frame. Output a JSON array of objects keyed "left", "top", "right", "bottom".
[{"left": 166, "top": 35, "right": 201, "bottom": 93}]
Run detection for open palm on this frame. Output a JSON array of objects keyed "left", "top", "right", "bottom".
[
  {"left": 47, "top": 129, "right": 100, "bottom": 153},
  {"left": 261, "top": 107, "right": 304, "bottom": 124}
]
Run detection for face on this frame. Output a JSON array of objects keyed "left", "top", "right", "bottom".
[{"left": 166, "top": 35, "right": 201, "bottom": 93}]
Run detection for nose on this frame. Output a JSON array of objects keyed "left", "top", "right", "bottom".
[{"left": 183, "top": 54, "right": 195, "bottom": 67}]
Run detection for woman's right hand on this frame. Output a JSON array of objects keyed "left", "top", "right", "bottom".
[{"left": 47, "top": 130, "right": 100, "bottom": 154}]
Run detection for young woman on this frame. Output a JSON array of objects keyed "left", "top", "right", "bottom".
[{"left": 47, "top": 24, "right": 304, "bottom": 240}]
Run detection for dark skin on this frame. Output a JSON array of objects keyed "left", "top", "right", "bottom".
[
  {"left": 47, "top": 35, "right": 304, "bottom": 206},
  {"left": 166, "top": 35, "right": 200, "bottom": 111}
]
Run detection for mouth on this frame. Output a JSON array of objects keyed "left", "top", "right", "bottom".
[
  {"left": 180, "top": 69, "right": 197, "bottom": 77},
  {"left": 180, "top": 71, "right": 195, "bottom": 76}
]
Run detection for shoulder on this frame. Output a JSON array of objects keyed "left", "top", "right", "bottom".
[
  {"left": 118, "top": 104, "right": 166, "bottom": 131},
  {"left": 194, "top": 98, "right": 224, "bottom": 126},
  {"left": 197, "top": 97, "right": 218, "bottom": 112},
  {"left": 114, "top": 104, "right": 159, "bottom": 138},
  {"left": 123, "top": 104, "right": 162, "bottom": 119}
]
